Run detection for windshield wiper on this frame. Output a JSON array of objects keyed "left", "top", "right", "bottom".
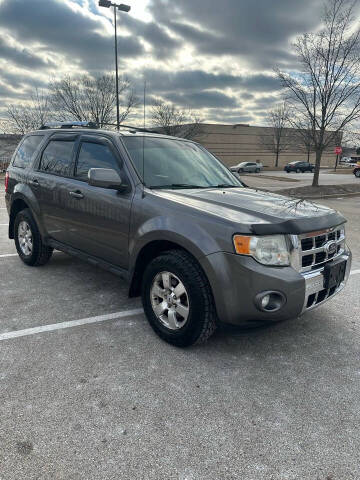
[{"left": 149, "top": 184, "right": 210, "bottom": 189}]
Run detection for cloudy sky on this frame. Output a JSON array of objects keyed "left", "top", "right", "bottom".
[{"left": 0, "top": 0, "right": 328, "bottom": 126}]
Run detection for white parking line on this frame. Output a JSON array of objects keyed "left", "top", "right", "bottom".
[
  {"left": 0, "top": 308, "right": 144, "bottom": 342},
  {"left": 0, "top": 223, "right": 9, "bottom": 226},
  {"left": 0, "top": 253, "right": 17, "bottom": 258},
  {"left": 0, "top": 269, "right": 359, "bottom": 342}
]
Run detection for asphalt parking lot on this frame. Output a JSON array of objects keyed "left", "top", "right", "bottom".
[{"left": 1, "top": 184, "right": 360, "bottom": 479}]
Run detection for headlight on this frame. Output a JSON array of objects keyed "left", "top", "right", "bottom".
[{"left": 233, "top": 234, "right": 290, "bottom": 266}]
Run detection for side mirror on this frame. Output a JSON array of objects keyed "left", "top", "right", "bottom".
[{"left": 88, "top": 168, "right": 126, "bottom": 191}]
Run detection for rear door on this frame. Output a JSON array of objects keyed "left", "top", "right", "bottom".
[
  {"left": 31, "top": 133, "right": 78, "bottom": 244},
  {"left": 60, "top": 134, "right": 133, "bottom": 269}
]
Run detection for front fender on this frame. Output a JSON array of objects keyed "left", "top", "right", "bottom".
[{"left": 129, "top": 215, "right": 221, "bottom": 271}]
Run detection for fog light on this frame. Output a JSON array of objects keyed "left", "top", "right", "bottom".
[
  {"left": 261, "top": 294, "right": 270, "bottom": 309},
  {"left": 255, "top": 291, "right": 286, "bottom": 312}
]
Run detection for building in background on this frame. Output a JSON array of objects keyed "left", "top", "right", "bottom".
[
  {"left": 0, "top": 123, "right": 340, "bottom": 172},
  {"left": 192, "top": 123, "right": 338, "bottom": 169}
]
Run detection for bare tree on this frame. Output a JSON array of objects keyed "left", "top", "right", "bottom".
[
  {"left": 6, "top": 89, "right": 51, "bottom": 134},
  {"left": 277, "top": 0, "right": 360, "bottom": 186},
  {"left": 293, "top": 125, "right": 315, "bottom": 163},
  {"left": 259, "top": 102, "right": 292, "bottom": 167},
  {"left": 151, "top": 100, "right": 203, "bottom": 139},
  {"left": 49, "top": 73, "right": 137, "bottom": 127}
]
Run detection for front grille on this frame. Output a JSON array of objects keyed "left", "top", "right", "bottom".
[
  {"left": 306, "top": 282, "right": 342, "bottom": 309},
  {"left": 299, "top": 225, "right": 345, "bottom": 272}
]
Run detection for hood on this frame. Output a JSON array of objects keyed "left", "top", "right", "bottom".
[{"left": 152, "top": 187, "right": 346, "bottom": 235}]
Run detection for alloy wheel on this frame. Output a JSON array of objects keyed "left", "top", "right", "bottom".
[
  {"left": 18, "top": 220, "right": 33, "bottom": 256},
  {"left": 150, "top": 271, "right": 190, "bottom": 330}
]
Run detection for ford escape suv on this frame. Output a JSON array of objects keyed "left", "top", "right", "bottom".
[{"left": 5, "top": 122, "right": 352, "bottom": 347}]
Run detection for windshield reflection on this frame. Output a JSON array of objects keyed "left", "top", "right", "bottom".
[{"left": 122, "top": 136, "right": 243, "bottom": 189}]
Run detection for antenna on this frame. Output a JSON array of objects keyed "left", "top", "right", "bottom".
[{"left": 142, "top": 79, "right": 146, "bottom": 197}]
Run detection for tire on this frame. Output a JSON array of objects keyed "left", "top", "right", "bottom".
[
  {"left": 355, "top": 169, "right": 360, "bottom": 178},
  {"left": 14, "top": 208, "right": 53, "bottom": 266},
  {"left": 296, "top": 168, "right": 301, "bottom": 173},
  {"left": 238, "top": 168, "right": 243, "bottom": 173},
  {"left": 255, "top": 169, "right": 260, "bottom": 173},
  {"left": 141, "top": 249, "right": 217, "bottom": 347}
]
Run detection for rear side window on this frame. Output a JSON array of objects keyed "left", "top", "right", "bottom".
[
  {"left": 40, "top": 140, "right": 75, "bottom": 176},
  {"left": 75, "top": 142, "right": 120, "bottom": 182},
  {"left": 13, "top": 135, "right": 44, "bottom": 168}
]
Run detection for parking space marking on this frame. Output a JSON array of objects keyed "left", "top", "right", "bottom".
[
  {"left": 0, "top": 253, "right": 17, "bottom": 258},
  {"left": 0, "top": 223, "right": 9, "bottom": 225},
  {"left": 350, "top": 269, "right": 360, "bottom": 276},
  {"left": 0, "top": 308, "right": 144, "bottom": 342}
]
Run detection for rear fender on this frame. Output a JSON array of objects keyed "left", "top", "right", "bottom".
[{"left": 9, "top": 184, "right": 45, "bottom": 239}]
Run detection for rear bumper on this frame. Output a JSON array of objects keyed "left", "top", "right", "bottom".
[{"left": 199, "top": 248, "right": 352, "bottom": 326}]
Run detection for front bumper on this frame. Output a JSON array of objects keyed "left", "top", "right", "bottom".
[{"left": 199, "top": 248, "right": 352, "bottom": 326}]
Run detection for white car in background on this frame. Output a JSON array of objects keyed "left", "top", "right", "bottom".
[{"left": 230, "top": 161, "right": 263, "bottom": 173}]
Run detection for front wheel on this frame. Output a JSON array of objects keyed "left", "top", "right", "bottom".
[
  {"left": 14, "top": 208, "right": 53, "bottom": 266},
  {"left": 141, "top": 250, "right": 217, "bottom": 347},
  {"left": 296, "top": 168, "right": 301, "bottom": 173},
  {"left": 255, "top": 169, "right": 260, "bottom": 173},
  {"left": 355, "top": 169, "right": 360, "bottom": 178}
]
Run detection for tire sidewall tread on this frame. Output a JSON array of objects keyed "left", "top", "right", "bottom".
[
  {"left": 14, "top": 208, "right": 53, "bottom": 266},
  {"left": 141, "top": 249, "right": 217, "bottom": 347}
]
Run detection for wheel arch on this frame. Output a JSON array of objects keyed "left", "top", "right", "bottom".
[
  {"left": 9, "top": 198, "right": 31, "bottom": 239},
  {"left": 129, "top": 239, "right": 210, "bottom": 298}
]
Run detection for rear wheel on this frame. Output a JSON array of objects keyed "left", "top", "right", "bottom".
[
  {"left": 141, "top": 250, "right": 217, "bottom": 347},
  {"left": 355, "top": 169, "right": 360, "bottom": 178},
  {"left": 255, "top": 168, "right": 260, "bottom": 173},
  {"left": 14, "top": 208, "right": 53, "bottom": 266},
  {"left": 296, "top": 168, "right": 301, "bottom": 173}
]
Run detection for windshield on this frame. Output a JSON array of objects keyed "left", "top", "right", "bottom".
[{"left": 122, "top": 136, "right": 242, "bottom": 189}]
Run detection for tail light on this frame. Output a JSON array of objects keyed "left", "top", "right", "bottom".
[{"left": 4, "top": 171, "right": 9, "bottom": 193}]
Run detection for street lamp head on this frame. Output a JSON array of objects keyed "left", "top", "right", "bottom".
[
  {"left": 98, "top": 0, "right": 111, "bottom": 7},
  {"left": 118, "top": 4, "right": 131, "bottom": 12}
]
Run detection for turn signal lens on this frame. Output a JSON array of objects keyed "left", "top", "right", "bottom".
[{"left": 233, "top": 235, "right": 251, "bottom": 254}]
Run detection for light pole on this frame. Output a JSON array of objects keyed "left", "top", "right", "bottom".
[{"left": 98, "top": 0, "right": 131, "bottom": 130}]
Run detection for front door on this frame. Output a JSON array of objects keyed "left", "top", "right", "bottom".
[{"left": 61, "top": 135, "right": 133, "bottom": 269}]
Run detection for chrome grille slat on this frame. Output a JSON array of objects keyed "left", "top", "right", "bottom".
[{"left": 298, "top": 225, "right": 345, "bottom": 272}]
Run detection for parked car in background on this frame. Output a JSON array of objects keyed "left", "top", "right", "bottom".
[
  {"left": 230, "top": 162, "right": 263, "bottom": 173},
  {"left": 353, "top": 165, "right": 360, "bottom": 178},
  {"left": 340, "top": 157, "right": 358, "bottom": 167},
  {"left": 284, "top": 161, "right": 315, "bottom": 173}
]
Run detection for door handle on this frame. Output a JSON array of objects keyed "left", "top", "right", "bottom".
[
  {"left": 69, "top": 190, "right": 84, "bottom": 199},
  {"left": 30, "top": 179, "right": 39, "bottom": 187}
]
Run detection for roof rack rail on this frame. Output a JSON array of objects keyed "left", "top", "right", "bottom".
[
  {"left": 101, "top": 122, "right": 158, "bottom": 134},
  {"left": 40, "top": 121, "right": 98, "bottom": 130}
]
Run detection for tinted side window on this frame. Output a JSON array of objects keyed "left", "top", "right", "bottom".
[
  {"left": 75, "top": 142, "right": 119, "bottom": 182},
  {"left": 13, "top": 135, "right": 44, "bottom": 168},
  {"left": 40, "top": 140, "right": 75, "bottom": 176}
]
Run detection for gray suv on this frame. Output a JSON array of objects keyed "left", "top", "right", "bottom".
[{"left": 5, "top": 122, "right": 352, "bottom": 347}]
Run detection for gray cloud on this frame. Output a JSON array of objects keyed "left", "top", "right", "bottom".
[
  {"left": 0, "top": 0, "right": 143, "bottom": 71},
  {"left": 0, "top": 0, "right": 340, "bottom": 125},
  {"left": 149, "top": 0, "right": 324, "bottom": 68},
  {"left": 131, "top": 69, "right": 281, "bottom": 98},
  {"left": 0, "top": 36, "right": 53, "bottom": 69},
  {"left": 162, "top": 90, "right": 237, "bottom": 109}
]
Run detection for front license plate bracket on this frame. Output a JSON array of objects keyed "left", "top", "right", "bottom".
[{"left": 323, "top": 259, "right": 346, "bottom": 290}]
